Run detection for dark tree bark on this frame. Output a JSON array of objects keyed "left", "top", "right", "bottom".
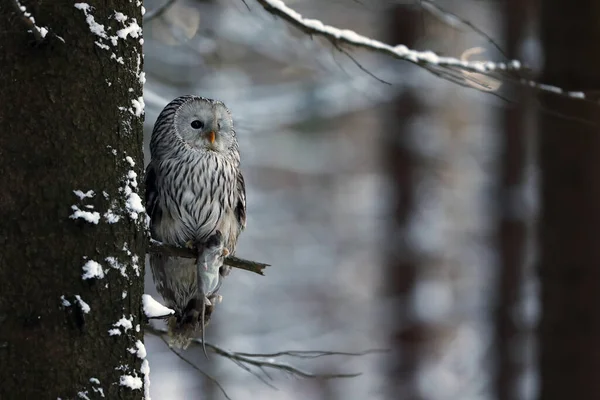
[
  {"left": 384, "top": 5, "right": 425, "bottom": 399},
  {"left": 495, "top": 1, "right": 533, "bottom": 399},
  {"left": 0, "top": 1, "right": 145, "bottom": 399},
  {"left": 538, "top": 1, "right": 600, "bottom": 399}
]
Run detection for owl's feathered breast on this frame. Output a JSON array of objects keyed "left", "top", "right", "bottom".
[{"left": 149, "top": 149, "right": 240, "bottom": 249}]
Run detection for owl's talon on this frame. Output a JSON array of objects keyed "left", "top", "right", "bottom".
[
  {"left": 222, "top": 247, "right": 230, "bottom": 257},
  {"left": 185, "top": 240, "right": 195, "bottom": 250}
]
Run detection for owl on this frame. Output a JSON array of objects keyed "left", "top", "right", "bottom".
[{"left": 145, "top": 95, "right": 246, "bottom": 352}]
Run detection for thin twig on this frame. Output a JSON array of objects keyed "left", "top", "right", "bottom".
[
  {"left": 148, "top": 239, "right": 270, "bottom": 275},
  {"left": 144, "top": 0, "right": 178, "bottom": 22},
  {"left": 334, "top": 43, "right": 391, "bottom": 85},
  {"left": 157, "top": 334, "right": 233, "bottom": 400},
  {"left": 419, "top": 0, "right": 509, "bottom": 60},
  {"left": 146, "top": 325, "right": 375, "bottom": 380},
  {"left": 233, "top": 349, "right": 388, "bottom": 359}
]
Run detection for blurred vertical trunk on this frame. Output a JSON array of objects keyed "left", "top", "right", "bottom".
[
  {"left": 384, "top": 5, "right": 424, "bottom": 399},
  {"left": 538, "top": 1, "right": 600, "bottom": 399},
  {"left": 495, "top": 1, "right": 532, "bottom": 399}
]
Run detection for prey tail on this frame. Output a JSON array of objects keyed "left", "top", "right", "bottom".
[{"left": 201, "top": 296, "right": 210, "bottom": 359}]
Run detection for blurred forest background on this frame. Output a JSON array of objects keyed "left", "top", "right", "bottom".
[{"left": 142, "top": 1, "right": 599, "bottom": 399}]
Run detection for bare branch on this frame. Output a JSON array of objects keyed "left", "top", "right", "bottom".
[
  {"left": 146, "top": 325, "right": 378, "bottom": 381},
  {"left": 148, "top": 239, "right": 270, "bottom": 275},
  {"left": 157, "top": 334, "right": 233, "bottom": 400}
]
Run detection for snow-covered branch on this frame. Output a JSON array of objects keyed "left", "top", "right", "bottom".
[
  {"left": 148, "top": 239, "right": 270, "bottom": 275},
  {"left": 255, "top": 0, "right": 517, "bottom": 75},
  {"left": 255, "top": 0, "right": 593, "bottom": 101},
  {"left": 11, "top": 0, "right": 49, "bottom": 43}
]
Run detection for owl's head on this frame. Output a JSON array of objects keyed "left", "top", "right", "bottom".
[{"left": 171, "top": 96, "right": 236, "bottom": 154}]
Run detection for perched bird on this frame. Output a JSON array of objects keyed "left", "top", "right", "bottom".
[{"left": 146, "top": 95, "right": 246, "bottom": 352}]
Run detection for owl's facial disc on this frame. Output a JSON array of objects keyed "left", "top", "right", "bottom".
[{"left": 175, "top": 99, "right": 234, "bottom": 152}]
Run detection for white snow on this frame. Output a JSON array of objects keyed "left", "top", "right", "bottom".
[
  {"left": 60, "top": 295, "right": 71, "bottom": 307},
  {"left": 74, "top": 3, "right": 108, "bottom": 39},
  {"left": 110, "top": 54, "right": 125, "bottom": 64},
  {"left": 70, "top": 205, "right": 100, "bottom": 224},
  {"left": 131, "top": 254, "right": 140, "bottom": 276},
  {"left": 568, "top": 91, "right": 585, "bottom": 99},
  {"left": 141, "top": 359, "right": 150, "bottom": 400},
  {"left": 114, "top": 315, "right": 134, "bottom": 331},
  {"left": 116, "top": 21, "right": 142, "bottom": 39},
  {"left": 82, "top": 260, "right": 105, "bottom": 280},
  {"left": 89, "top": 378, "right": 100, "bottom": 385},
  {"left": 104, "top": 209, "right": 121, "bottom": 223},
  {"left": 142, "top": 294, "right": 175, "bottom": 318},
  {"left": 128, "top": 340, "right": 147, "bottom": 359},
  {"left": 105, "top": 256, "right": 127, "bottom": 277},
  {"left": 131, "top": 97, "right": 145, "bottom": 117},
  {"left": 14, "top": 0, "right": 50, "bottom": 40},
  {"left": 119, "top": 375, "right": 142, "bottom": 390},
  {"left": 77, "top": 391, "right": 90, "bottom": 400},
  {"left": 108, "top": 328, "right": 121, "bottom": 336},
  {"left": 74, "top": 295, "right": 91, "bottom": 313},
  {"left": 125, "top": 156, "right": 135, "bottom": 167},
  {"left": 126, "top": 192, "right": 144, "bottom": 219},
  {"left": 114, "top": 12, "right": 128, "bottom": 23}
]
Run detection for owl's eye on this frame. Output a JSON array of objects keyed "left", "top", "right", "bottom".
[{"left": 191, "top": 120, "right": 203, "bottom": 129}]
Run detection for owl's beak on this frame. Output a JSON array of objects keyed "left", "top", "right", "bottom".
[{"left": 207, "top": 131, "right": 216, "bottom": 144}]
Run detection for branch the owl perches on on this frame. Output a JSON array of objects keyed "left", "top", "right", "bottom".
[{"left": 148, "top": 239, "right": 270, "bottom": 275}]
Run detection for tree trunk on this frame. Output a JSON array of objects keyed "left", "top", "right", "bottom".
[
  {"left": 384, "top": 5, "right": 424, "bottom": 399},
  {"left": 0, "top": 2, "right": 146, "bottom": 399},
  {"left": 538, "top": 1, "right": 600, "bottom": 399},
  {"left": 495, "top": 1, "right": 532, "bottom": 399}
]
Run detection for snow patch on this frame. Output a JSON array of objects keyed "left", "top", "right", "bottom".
[
  {"left": 74, "top": 3, "right": 108, "bottom": 39},
  {"left": 105, "top": 256, "right": 127, "bottom": 277},
  {"left": 104, "top": 208, "right": 121, "bottom": 223},
  {"left": 142, "top": 294, "right": 175, "bottom": 318},
  {"left": 60, "top": 295, "right": 71, "bottom": 307},
  {"left": 141, "top": 359, "right": 150, "bottom": 400},
  {"left": 116, "top": 21, "right": 142, "bottom": 40},
  {"left": 82, "top": 260, "right": 105, "bottom": 280},
  {"left": 75, "top": 295, "right": 91, "bottom": 313},
  {"left": 128, "top": 340, "right": 147, "bottom": 359},
  {"left": 119, "top": 375, "right": 142, "bottom": 390},
  {"left": 131, "top": 97, "right": 145, "bottom": 117},
  {"left": 70, "top": 205, "right": 100, "bottom": 224}
]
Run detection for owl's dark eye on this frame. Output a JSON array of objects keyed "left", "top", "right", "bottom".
[{"left": 191, "top": 120, "right": 203, "bottom": 129}]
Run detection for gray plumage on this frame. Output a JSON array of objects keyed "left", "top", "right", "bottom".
[{"left": 146, "top": 95, "right": 246, "bottom": 349}]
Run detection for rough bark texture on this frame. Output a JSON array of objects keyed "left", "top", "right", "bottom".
[
  {"left": 495, "top": 1, "right": 532, "bottom": 399},
  {"left": 0, "top": 1, "right": 145, "bottom": 399},
  {"left": 538, "top": 1, "right": 600, "bottom": 399}
]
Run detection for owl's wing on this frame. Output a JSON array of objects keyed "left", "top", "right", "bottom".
[
  {"left": 145, "top": 161, "right": 162, "bottom": 235},
  {"left": 235, "top": 170, "right": 247, "bottom": 230}
]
